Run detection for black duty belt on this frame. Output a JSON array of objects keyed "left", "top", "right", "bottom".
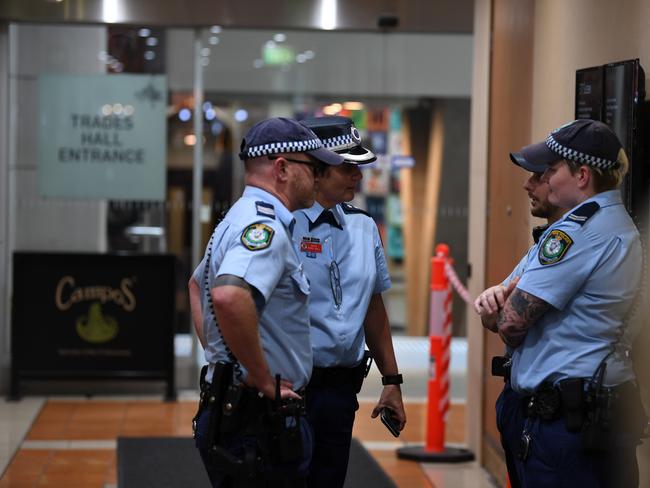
[
  {"left": 309, "top": 366, "right": 357, "bottom": 388},
  {"left": 200, "top": 380, "right": 306, "bottom": 413},
  {"left": 522, "top": 380, "right": 638, "bottom": 422},
  {"left": 308, "top": 351, "right": 372, "bottom": 393}
]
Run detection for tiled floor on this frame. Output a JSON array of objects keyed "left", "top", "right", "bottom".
[{"left": 0, "top": 395, "right": 496, "bottom": 487}]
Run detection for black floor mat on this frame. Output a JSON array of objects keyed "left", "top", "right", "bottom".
[{"left": 117, "top": 437, "right": 397, "bottom": 487}]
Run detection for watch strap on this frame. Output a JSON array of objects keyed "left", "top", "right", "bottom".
[{"left": 381, "top": 374, "right": 403, "bottom": 386}]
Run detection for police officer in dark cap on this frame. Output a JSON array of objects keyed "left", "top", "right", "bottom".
[
  {"left": 495, "top": 119, "right": 646, "bottom": 487},
  {"left": 293, "top": 116, "right": 406, "bottom": 488},
  {"left": 189, "top": 117, "right": 344, "bottom": 487},
  {"left": 474, "top": 156, "right": 566, "bottom": 488}
]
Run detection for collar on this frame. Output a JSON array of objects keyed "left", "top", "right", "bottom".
[
  {"left": 243, "top": 185, "right": 295, "bottom": 232},
  {"left": 560, "top": 189, "right": 622, "bottom": 221},
  {"left": 301, "top": 202, "right": 344, "bottom": 229}
]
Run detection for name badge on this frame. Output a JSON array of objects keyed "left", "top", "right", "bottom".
[{"left": 300, "top": 237, "right": 321, "bottom": 258}]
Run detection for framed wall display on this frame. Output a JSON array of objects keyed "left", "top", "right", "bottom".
[
  {"left": 575, "top": 59, "right": 647, "bottom": 224},
  {"left": 11, "top": 252, "right": 176, "bottom": 399}
]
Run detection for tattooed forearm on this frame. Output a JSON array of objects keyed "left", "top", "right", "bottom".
[{"left": 496, "top": 289, "right": 550, "bottom": 348}]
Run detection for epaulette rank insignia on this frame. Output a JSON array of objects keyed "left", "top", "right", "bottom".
[
  {"left": 565, "top": 201, "right": 600, "bottom": 226},
  {"left": 539, "top": 229, "right": 573, "bottom": 265},
  {"left": 255, "top": 201, "right": 276, "bottom": 219},
  {"left": 340, "top": 202, "right": 370, "bottom": 217},
  {"left": 241, "top": 223, "right": 274, "bottom": 251}
]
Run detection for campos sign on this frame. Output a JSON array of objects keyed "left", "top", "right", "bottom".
[
  {"left": 38, "top": 74, "right": 167, "bottom": 200},
  {"left": 11, "top": 252, "right": 176, "bottom": 399}
]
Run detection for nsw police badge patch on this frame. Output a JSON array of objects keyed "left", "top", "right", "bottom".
[
  {"left": 539, "top": 229, "right": 573, "bottom": 265},
  {"left": 241, "top": 223, "right": 274, "bottom": 251}
]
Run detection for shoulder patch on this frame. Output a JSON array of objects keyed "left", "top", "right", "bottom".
[
  {"left": 340, "top": 202, "right": 370, "bottom": 217},
  {"left": 255, "top": 201, "right": 276, "bottom": 219},
  {"left": 241, "top": 223, "right": 275, "bottom": 251},
  {"left": 565, "top": 201, "right": 600, "bottom": 226},
  {"left": 538, "top": 229, "right": 573, "bottom": 265}
]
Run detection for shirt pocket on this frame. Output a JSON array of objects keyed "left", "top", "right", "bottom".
[{"left": 290, "top": 270, "right": 311, "bottom": 296}]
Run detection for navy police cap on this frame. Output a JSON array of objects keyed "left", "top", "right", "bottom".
[
  {"left": 300, "top": 116, "right": 376, "bottom": 165},
  {"left": 239, "top": 117, "right": 344, "bottom": 166},
  {"left": 510, "top": 119, "right": 622, "bottom": 172}
]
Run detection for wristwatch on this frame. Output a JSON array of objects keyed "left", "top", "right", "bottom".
[{"left": 381, "top": 374, "right": 403, "bottom": 386}]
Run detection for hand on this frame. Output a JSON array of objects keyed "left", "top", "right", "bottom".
[
  {"left": 371, "top": 385, "right": 406, "bottom": 431},
  {"left": 248, "top": 375, "right": 302, "bottom": 401},
  {"left": 474, "top": 278, "right": 519, "bottom": 316}
]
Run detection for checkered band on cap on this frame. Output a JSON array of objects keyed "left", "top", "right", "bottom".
[
  {"left": 244, "top": 138, "right": 323, "bottom": 158},
  {"left": 321, "top": 134, "right": 358, "bottom": 151},
  {"left": 545, "top": 134, "right": 619, "bottom": 170}
]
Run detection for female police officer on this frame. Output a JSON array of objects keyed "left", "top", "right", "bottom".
[
  {"left": 293, "top": 116, "right": 406, "bottom": 488},
  {"left": 497, "top": 119, "right": 645, "bottom": 487}
]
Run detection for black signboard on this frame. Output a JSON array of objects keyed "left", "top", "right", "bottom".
[
  {"left": 11, "top": 252, "right": 176, "bottom": 399},
  {"left": 575, "top": 66, "right": 604, "bottom": 121},
  {"left": 575, "top": 59, "right": 647, "bottom": 225}
]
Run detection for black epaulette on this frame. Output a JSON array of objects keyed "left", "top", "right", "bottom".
[
  {"left": 564, "top": 201, "right": 600, "bottom": 226},
  {"left": 532, "top": 224, "right": 548, "bottom": 244},
  {"left": 340, "top": 202, "right": 370, "bottom": 218}
]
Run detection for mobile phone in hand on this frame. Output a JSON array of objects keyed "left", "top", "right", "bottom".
[{"left": 380, "top": 407, "right": 400, "bottom": 438}]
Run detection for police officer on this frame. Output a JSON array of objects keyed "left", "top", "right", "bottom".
[
  {"left": 294, "top": 116, "right": 406, "bottom": 488},
  {"left": 474, "top": 163, "right": 566, "bottom": 488},
  {"left": 189, "top": 117, "right": 344, "bottom": 487},
  {"left": 496, "top": 119, "right": 645, "bottom": 487}
]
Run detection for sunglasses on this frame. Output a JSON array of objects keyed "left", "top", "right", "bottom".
[{"left": 268, "top": 155, "right": 326, "bottom": 176}]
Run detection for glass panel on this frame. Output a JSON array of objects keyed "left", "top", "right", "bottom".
[{"left": 10, "top": 23, "right": 471, "bottom": 377}]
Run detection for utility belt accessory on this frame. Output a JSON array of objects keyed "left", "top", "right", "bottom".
[
  {"left": 517, "top": 378, "right": 647, "bottom": 459},
  {"left": 491, "top": 355, "right": 512, "bottom": 383},
  {"left": 193, "top": 363, "right": 306, "bottom": 486},
  {"left": 308, "top": 350, "right": 373, "bottom": 393}
]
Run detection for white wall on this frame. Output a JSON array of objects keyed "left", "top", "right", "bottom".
[
  {"left": 167, "top": 29, "right": 473, "bottom": 97},
  {"left": 531, "top": 0, "right": 650, "bottom": 139}
]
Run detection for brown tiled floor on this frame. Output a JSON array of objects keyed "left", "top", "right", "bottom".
[{"left": 1, "top": 399, "right": 465, "bottom": 487}]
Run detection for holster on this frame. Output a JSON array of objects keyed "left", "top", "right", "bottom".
[
  {"left": 208, "top": 382, "right": 307, "bottom": 484},
  {"left": 192, "top": 362, "right": 234, "bottom": 449},
  {"left": 559, "top": 378, "right": 584, "bottom": 432},
  {"left": 581, "top": 381, "right": 646, "bottom": 453}
]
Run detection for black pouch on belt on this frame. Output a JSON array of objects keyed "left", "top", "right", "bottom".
[
  {"left": 491, "top": 356, "right": 511, "bottom": 382},
  {"left": 559, "top": 378, "right": 584, "bottom": 432}
]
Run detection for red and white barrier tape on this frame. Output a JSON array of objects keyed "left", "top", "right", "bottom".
[{"left": 444, "top": 261, "right": 474, "bottom": 305}]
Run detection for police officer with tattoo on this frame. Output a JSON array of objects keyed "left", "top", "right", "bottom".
[
  {"left": 189, "top": 117, "right": 344, "bottom": 487},
  {"left": 293, "top": 116, "right": 406, "bottom": 488},
  {"left": 496, "top": 119, "right": 646, "bottom": 487},
  {"left": 474, "top": 162, "right": 566, "bottom": 488}
]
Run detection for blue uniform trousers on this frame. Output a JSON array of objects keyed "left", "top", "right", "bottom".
[
  {"left": 195, "top": 408, "right": 313, "bottom": 488},
  {"left": 495, "top": 382, "right": 523, "bottom": 488},
  {"left": 305, "top": 384, "right": 358, "bottom": 488},
  {"left": 499, "top": 394, "right": 640, "bottom": 488}
]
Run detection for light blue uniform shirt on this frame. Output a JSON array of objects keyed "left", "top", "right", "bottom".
[
  {"left": 511, "top": 190, "right": 642, "bottom": 393},
  {"left": 193, "top": 186, "right": 312, "bottom": 389},
  {"left": 293, "top": 202, "right": 391, "bottom": 368}
]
